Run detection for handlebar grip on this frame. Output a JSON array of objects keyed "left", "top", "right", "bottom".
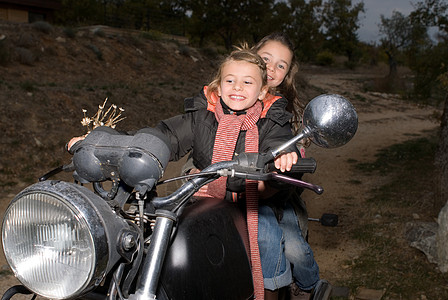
[{"left": 266, "top": 157, "right": 317, "bottom": 174}]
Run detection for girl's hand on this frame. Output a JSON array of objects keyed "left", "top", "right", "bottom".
[
  {"left": 258, "top": 151, "right": 298, "bottom": 199},
  {"left": 274, "top": 151, "right": 298, "bottom": 172},
  {"left": 67, "top": 135, "right": 86, "bottom": 151}
]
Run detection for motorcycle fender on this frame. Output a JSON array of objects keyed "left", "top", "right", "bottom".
[{"left": 158, "top": 198, "right": 254, "bottom": 300}]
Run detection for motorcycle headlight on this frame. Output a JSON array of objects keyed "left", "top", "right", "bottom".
[{"left": 2, "top": 181, "right": 132, "bottom": 299}]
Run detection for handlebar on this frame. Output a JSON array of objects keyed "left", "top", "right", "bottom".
[
  {"left": 152, "top": 154, "right": 323, "bottom": 211},
  {"left": 265, "top": 157, "right": 317, "bottom": 174},
  {"left": 40, "top": 152, "right": 323, "bottom": 213}
]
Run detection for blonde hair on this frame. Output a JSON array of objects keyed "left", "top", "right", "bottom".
[{"left": 206, "top": 44, "right": 267, "bottom": 102}]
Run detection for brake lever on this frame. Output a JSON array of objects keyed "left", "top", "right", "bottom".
[
  {"left": 267, "top": 173, "right": 323, "bottom": 194},
  {"left": 224, "top": 169, "right": 323, "bottom": 195},
  {"left": 231, "top": 153, "right": 323, "bottom": 194}
]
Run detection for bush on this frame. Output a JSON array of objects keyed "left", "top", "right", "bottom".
[
  {"left": 140, "top": 30, "right": 164, "bottom": 41},
  {"left": 178, "top": 44, "right": 191, "bottom": 57},
  {"left": 17, "top": 32, "right": 36, "bottom": 48},
  {"left": 32, "top": 21, "right": 53, "bottom": 34},
  {"left": 15, "top": 47, "right": 36, "bottom": 65},
  {"left": 315, "top": 50, "right": 335, "bottom": 66},
  {"left": 344, "top": 60, "right": 358, "bottom": 70},
  {"left": 0, "top": 38, "right": 11, "bottom": 66},
  {"left": 87, "top": 44, "right": 103, "bottom": 60},
  {"left": 200, "top": 46, "right": 219, "bottom": 59},
  {"left": 63, "top": 27, "right": 77, "bottom": 39},
  {"left": 20, "top": 80, "right": 36, "bottom": 92},
  {"left": 92, "top": 28, "right": 105, "bottom": 37}
]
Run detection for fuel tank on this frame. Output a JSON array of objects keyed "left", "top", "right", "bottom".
[{"left": 158, "top": 198, "right": 254, "bottom": 300}]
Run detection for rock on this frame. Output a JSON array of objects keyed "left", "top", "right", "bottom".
[
  {"left": 437, "top": 203, "right": 448, "bottom": 272},
  {"left": 355, "top": 287, "right": 385, "bottom": 300},
  {"left": 331, "top": 286, "right": 350, "bottom": 298},
  {"left": 405, "top": 221, "right": 438, "bottom": 264}
]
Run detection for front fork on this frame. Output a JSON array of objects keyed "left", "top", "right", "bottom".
[{"left": 128, "top": 210, "right": 177, "bottom": 300}]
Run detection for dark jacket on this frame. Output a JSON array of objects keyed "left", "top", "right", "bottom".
[{"left": 156, "top": 94, "right": 296, "bottom": 195}]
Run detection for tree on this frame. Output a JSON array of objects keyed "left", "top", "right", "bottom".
[
  {"left": 286, "top": 0, "right": 324, "bottom": 62},
  {"left": 404, "top": 0, "right": 447, "bottom": 99},
  {"left": 241, "top": 0, "right": 277, "bottom": 44},
  {"left": 184, "top": 0, "right": 275, "bottom": 49},
  {"left": 378, "top": 11, "right": 414, "bottom": 77},
  {"left": 410, "top": 0, "right": 448, "bottom": 273},
  {"left": 321, "top": 0, "right": 365, "bottom": 62},
  {"left": 56, "top": 0, "right": 103, "bottom": 26}
]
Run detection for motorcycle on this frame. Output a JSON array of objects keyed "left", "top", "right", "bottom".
[{"left": 1, "top": 94, "right": 357, "bottom": 300}]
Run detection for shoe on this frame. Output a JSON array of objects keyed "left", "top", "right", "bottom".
[
  {"left": 310, "top": 279, "right": 332, "bottom": 300},
  {"left": 290, "top": 283, "right": 311, "bottom": 300}
]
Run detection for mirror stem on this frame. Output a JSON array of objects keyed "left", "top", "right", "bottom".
[{"left": 270, "top": 128, "right": 310, "bottom": 159}]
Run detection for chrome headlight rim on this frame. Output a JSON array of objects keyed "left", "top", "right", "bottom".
[{"left": 1, "top": 181, "right": 111, "bottom": 299}]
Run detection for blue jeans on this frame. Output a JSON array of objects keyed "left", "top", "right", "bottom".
[{"left": 258, "top": 203, "right": 320, "bottom": 291}]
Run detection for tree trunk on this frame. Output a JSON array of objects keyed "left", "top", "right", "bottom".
[
  {"left": 436, "top": 95, "right": 448, "bottom": 272},
  {"left": 385, "top": 50, "right": 397, "bottom": 78}
]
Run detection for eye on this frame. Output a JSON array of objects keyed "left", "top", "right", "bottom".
[
  {"left": 278, "top": 64, "right": 286, "bottom": 70},
  {"left": 244, "top": 80, "right": 253, "bottom": 85},
  {"left": 262, "top": 57, "right": 269, "bottom": 63},
  {"left": 225, "top": 79, "right": 234, "bottom": 84}
]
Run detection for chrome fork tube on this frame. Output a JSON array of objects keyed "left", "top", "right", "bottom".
[{"left": 130, "top": 210, "right": 176, "bottom": 300}]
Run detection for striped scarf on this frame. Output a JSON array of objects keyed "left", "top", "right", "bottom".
[{"left": 208, "top": 99, "right": 265, "bottom": 300}]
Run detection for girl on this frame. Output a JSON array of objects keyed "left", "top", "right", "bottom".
[
  {"left": 158, "top": 46, "right": 299, "bottom": 300},
  {"left": 254, "top": 32, "right": 319, "bottom": 300},
  {"left": 183, "top": 33, "right": 320, "bottom": 300}
]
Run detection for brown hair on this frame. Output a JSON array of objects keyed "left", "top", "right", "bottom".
[
  {"left": 207, "top": 44, "right": 267, "bottom": 102},
  {"left": 252, "top": 32, "right": 305, "bottom": 136}
]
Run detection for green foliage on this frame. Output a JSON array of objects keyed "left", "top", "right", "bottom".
[
  {"left": 404, "top": 0, "right": 448, "bottom": 102},
  {"left": 52, "top": 0, "right": 448, "bottom": 84},
  {"left": 55, "top": 0, "right": 103, "bottom": 26},
  {"left": 438, "top": 68, "right": 448, "bottom": 91},
  {"left": 140, "top": 30, "right": 164, "bottom": 41},
  {"left": 409, "top": 42, "right": 448, "bottom": 103},
  {"left": 286, "top": 0, "right": 324, "bottom": 62},
  {"left": 315, "top": 50, "right": 334, "bottom": 66},
  {"left": 321, "top": 0, "right": 365, "bottom": 62}
]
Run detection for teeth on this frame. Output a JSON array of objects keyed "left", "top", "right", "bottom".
[
  {"left": 268, "top": 75, "right": 273, "bottom": 80},
  {"left": 230, "top": 95, "right": 244, "bottom": 100}
]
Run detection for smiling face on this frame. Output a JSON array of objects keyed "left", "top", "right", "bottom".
[
  {"left": 217, "top": 59, "right": 268, "bottom": 111},
  {"left": 257, "top": 40, "right": 293, "bottom": 89}
]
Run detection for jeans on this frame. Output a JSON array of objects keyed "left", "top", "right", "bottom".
[{"left": 258, "top": 203, "right": 320, "bottom": 291}]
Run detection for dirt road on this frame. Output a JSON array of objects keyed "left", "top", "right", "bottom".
[{"left": 301, "top": 69, "right": 440, "bottom": 285}]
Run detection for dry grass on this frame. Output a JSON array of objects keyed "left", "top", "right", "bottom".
[{"left": 338, "top": 133, "right": 448, "bottom": 299}]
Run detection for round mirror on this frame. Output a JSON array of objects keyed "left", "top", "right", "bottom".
[{"left": 302, "top": 94, "right": 358, "bottom": 148}]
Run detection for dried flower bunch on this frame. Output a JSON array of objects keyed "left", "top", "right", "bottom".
[{"left": 81, "top": 98, "right": 125, "bottom": 133}]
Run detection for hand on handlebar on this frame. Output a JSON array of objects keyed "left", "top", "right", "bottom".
[
  {"left": 259, "top": 151, "right": 299, "bottom": 199},
  {"left": 274, "top": 151, "right": 298, "bottom": 172}
]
